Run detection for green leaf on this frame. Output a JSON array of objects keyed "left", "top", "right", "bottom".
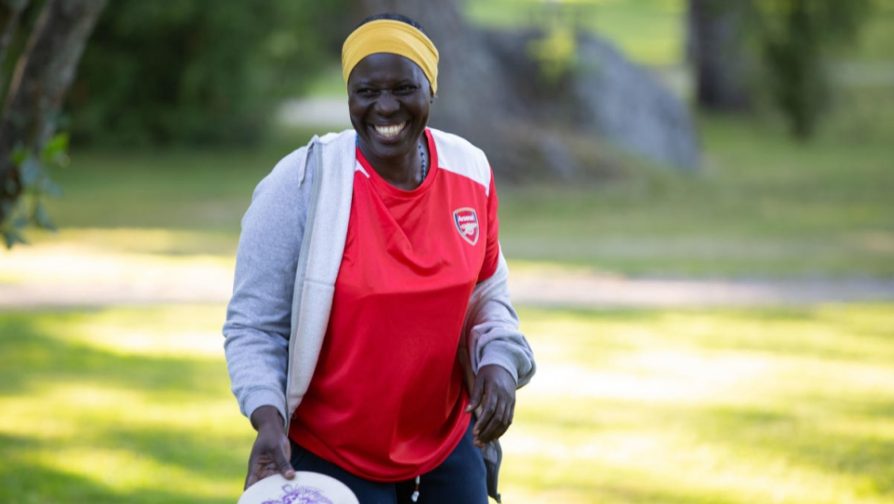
[
  {"left": 11, "top": 147, "right": 27, "bottom": 166},
  {"left": 42, "top": 133, "right": 70, "bottom": 167}
]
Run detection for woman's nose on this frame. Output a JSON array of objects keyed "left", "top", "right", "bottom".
[{"left": 374, "top": 92, "right": 399, "bottom": 115}]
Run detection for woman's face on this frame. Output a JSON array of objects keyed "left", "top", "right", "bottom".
[{"left": 347, "top": 53, "right": 432, "bottom": 165}]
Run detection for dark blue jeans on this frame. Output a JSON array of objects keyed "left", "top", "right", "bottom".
[{"left": 289, "top": 423, "right": 488, "bottom": 504}]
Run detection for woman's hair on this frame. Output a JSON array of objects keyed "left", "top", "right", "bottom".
[{"left": 356, "top": 13, "right": 429, "bottom": 37}]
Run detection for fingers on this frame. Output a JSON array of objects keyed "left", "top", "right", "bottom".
[
  {"left": 474, "top": 393, "right": 513, "bottom": 445},
  {"left": 466, "top": 374, "right": 485, "bottom": 413},
  {"left": 244, "top": 457, "right": 271, "bottom": 490},
  {"left": 470, "top": 365, "right": 518, "bottom": 446},
  {"left": 244, "top": 467, "right": 256, "bottom": 490},
  {"left": 276, "top": 436, "right": 296, "bottom": 479},
  {"left": 244, "top": 429, "right": 295, "bottom": 490}
]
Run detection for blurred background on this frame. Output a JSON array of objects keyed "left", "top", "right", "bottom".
[{"left": 1, "top": 0, "right": 893, "bottom": 502}]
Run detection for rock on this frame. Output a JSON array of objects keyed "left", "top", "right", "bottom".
[
  {"left": 478, "top": 28, "right": 700, "bottom": 172},
  {"left": 572, "top": 34, "right": 701, "bottom": 170}
]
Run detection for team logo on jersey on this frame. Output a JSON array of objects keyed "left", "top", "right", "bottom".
[{"left": 453, "top": 207, "right": 479, "bottom": 245}]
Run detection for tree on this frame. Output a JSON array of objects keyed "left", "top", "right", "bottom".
[
  {"left": 0, "top": 0, "right": 106, "bottom": 246},
  {"left": 757, "top": 0, "right": 871, "bottom": 139},
  {"left": 66, "top": 0, "right": 347, "bottom": 146},
  {"left": 687, "top": 0, "right": 872, "bottom": 138},
  {"left": 688, "top": 0, "right": 754, "bottom": 112}
]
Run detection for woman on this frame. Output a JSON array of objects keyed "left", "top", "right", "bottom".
[{"left": 224, "top": 13, "right": 535, "bottom": 503}]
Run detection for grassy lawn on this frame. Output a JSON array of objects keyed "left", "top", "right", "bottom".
[
  {"left": 499, "top": 102, "right": 894, "bottom": 277},
  {"left": 2, "top": 303, "right": 894, "bottom": 503}
]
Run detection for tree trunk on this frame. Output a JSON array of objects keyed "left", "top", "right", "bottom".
[
  {"left": 0, "top": 0, "right": 106, "bottom": 223},
  {"left": 688, "top": 0, "right": 753, "bottom": 112},
  {"left": 0, "top": 0, "right": 29, "bottom": 71}
]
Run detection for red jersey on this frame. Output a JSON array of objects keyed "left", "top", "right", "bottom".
[{"left": 289, "top": 129, "right": 499, "bottom": 481}]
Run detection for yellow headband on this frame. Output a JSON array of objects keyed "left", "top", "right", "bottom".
[{"left": 342, "top": 19, "right": 439, "bottom": 94}]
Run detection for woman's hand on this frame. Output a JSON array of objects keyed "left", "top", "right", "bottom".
[
  {"left": 466, "top": 364, "right": 517, "bottom": 447},
  {"left": 245, "top": 406, "right": 295, "bottom": 490}
]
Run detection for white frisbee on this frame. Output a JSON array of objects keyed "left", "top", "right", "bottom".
[{"left": 238, "top": 471, "right": 359, "bottom": 504}]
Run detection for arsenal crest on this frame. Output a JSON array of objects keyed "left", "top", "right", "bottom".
[{"left": 453, "top": 207, "right": 479, "bottom": 245}]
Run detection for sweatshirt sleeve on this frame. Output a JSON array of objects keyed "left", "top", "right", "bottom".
[
  {"left": 465, "top": 167, "right": 534, "bottom": 387},
  {"left": 466, "top": 251, "right": 536, "bottom": 387},
  {"left": 223, "top": 147, "right": 310, "bottom": 424}
]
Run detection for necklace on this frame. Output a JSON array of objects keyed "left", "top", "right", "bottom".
[{"left": 418, "top": 140, "right": 428, "bottom": 182}]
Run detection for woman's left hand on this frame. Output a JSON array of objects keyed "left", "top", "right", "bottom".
[{"left": 467, "top": 364, "right": 517, "bottom": 447}]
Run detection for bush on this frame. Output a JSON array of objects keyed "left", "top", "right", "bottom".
[{"left": 65, "top": 0, "right": 346, "bottom": 147}]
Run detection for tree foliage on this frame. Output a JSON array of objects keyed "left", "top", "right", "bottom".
[
  {"left": 688, "top": 0, "right": 871, "bottom": 138},
  {"left": 756, "top": 0, "right": 872, "bottom": 138},
  {"left": 66, "top": 0, "right": 346, "bottom": 146}
]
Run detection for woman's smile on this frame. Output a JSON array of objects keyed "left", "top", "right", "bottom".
[{"left": 372, "top": 121, "right": 407, "bottom": 141}]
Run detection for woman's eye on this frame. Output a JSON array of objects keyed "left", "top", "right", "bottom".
[
  {"left": 357, "top": 88, "right": 377, "bottom": 98},
  {"left": 395, "top": 85, "right": 416, "bottom": 95}
]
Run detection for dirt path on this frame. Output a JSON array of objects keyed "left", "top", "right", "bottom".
[
  {"left": 507, "top": 273, "right": 894, "bottom": 308},
  {"left": 2, "top": 260, "right": 893, "bottom": 310}
]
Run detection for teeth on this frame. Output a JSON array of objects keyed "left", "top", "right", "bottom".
[{"left": 374, "top": 122, "right": 406, "bottom": 139}]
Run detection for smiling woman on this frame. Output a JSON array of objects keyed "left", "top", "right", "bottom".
[{"left": 222, "top": 12, "right": 535, "bottom": 504}]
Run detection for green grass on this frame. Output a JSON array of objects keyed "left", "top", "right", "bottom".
[
  {"left": 850, "top": 0, "right": 894, "bottom": 61},
  {"left": 2, "top": 303, "right": 894, "bottom": 503}
]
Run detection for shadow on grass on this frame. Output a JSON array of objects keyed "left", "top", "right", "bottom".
[
  {"left": 0, "top": 310, "right": 249, "bottom": 501},
  {"left": 99, "top": 423, "right": 246, "bottom": 480},
  {"left": 688, "top": 403, "right": 894, "bottom": 495},
  {"left": 0, "top": 433, "right": 233, "bottom": 504},
  {"left": 0, "top": 311, "right": 225, "bottom": 397}
]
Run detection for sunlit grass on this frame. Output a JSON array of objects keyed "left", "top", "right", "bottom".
[
  {"left": 0, "top": 230, "right": 234, "bottom": 284},
  {"left": 2, "top": 304, "right": 894, "bottom": 503},
  {"left": 502, "top": 303, "right": 894, "bottom": 503},
  {"left": 0, "top": 305, "right": 248, "bottom": 503}
]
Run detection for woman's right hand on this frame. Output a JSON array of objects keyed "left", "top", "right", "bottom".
[{"left": 244, "top": 405, "right": 296, "bottom": 490}]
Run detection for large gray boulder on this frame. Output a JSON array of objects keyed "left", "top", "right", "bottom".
[
  {"left": 572, "top": 35, "right": 700, "bottom": 170},
  {"left": 472, "top": 29, "right": 701, "bottom": 174}
]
